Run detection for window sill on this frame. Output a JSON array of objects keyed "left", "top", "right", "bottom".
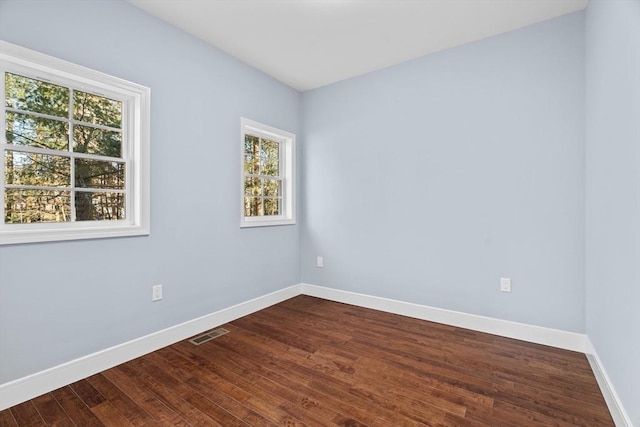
[
  {"left": 240, "top": 218, "right": 296, "bottom": 228},
  {"left": 0, "top": 224, "right": 150, "bottom": 245}
]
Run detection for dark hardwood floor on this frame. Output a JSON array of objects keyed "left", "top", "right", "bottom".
[{"left": 0, "top": 295, "right": 614, "bottom": 426}]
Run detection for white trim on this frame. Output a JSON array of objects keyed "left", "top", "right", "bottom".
[
  {"left": 240, "top": 117, "right": 295, "bottom": 228},
  {"left": 585, "top": 338, "right": 633, "bottom": 427},
  {"left": 0, "top": 284, "right": 300, "bottom": 411},
  {"left": 0, "top": 40, "right": 150, "bottom": 245},
  {"left": 2, "top": 282, "right": 629, "bottom": 426},
  {"left": 300, "top": 283, "right": 587, "bottom": 352}
]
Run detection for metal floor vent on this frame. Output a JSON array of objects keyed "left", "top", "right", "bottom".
[{"left": 189, "top": 328, "right": 229, "bottom": 345}]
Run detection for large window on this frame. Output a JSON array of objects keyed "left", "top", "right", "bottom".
[
  {"left": 241, "top": 118, "right": 295, "bottom": 227},
  {"left": 0, "top": 41, "right": 150, "bottom": 245}
]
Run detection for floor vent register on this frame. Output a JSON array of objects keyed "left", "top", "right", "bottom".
[{"left": 189, "top": 328, "right": 230, "bottom": 345}]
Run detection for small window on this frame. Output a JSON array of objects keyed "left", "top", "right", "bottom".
[
  {"left": 0, "top": 41, "right": 150, "bottom": 244},
  {"left": 241, "top": 118, "right": 295, "bottom": 227}
]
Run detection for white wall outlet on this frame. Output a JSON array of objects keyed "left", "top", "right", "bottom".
[
  {"left": 500, "top": 277, "right": 511, "bottom": 293},
  {"left": 152, "top": 284, "right": 163, "bottom": 301},
  {"left": 317, "top": 256, "right": 324, "bottom": 268}
]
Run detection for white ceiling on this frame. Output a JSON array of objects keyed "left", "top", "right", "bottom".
[{"left": 128, "top": 0, "right": 588, "bottom": 91}]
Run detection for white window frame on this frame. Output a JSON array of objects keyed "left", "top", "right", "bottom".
[
  {"left": 0, "top": 41, "right": 150, "bottom": 245},
  {"left": 240, "top": 117, "right": 295, "bottom": 228}
]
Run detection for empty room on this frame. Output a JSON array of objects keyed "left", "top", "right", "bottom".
[{"left": 0, "top": 0, "right": 638, "bottom": 425}]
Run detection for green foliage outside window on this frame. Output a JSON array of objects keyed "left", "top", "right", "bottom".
[
  {"left": 243, "top": 134, "right": 282, "bottom": 217},
  {"left": 4, "top": 72, "right": 125, "bottom": 223}
]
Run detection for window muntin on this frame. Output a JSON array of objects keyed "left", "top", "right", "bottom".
[
  {"left": 4, "top": 72, "right": 125, "bottom": 224},
  {"left": 240, "top": 118, "right": 294, "bottom": 227},
  {"left": 0, "top": 41, "right": 150, "bottom": 244},
  {"left": 243, "top": 134, "right": 282, "bottom": 217}
]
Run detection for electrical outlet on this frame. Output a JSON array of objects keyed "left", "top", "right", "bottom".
[
  {"left": 317, "top": 256, "right": 324, "bottom": 268},
  {"left": 500, "top": 277, "right": 511, "bottom": 293},
  {"left": 152, "top": 284, "right": 163, "bottom": 301}
]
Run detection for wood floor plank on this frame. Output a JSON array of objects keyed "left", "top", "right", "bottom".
[
  {"left": 148, "top": 348, "right": 270, "bottom": 426},
  {"left": 205, "top": 344, "right": 381, "bottom": 426},
  {"left": 69, "top": 379, "right": 106, "bottom": 409},
  {"left": 9, "top": 400, "right": 46, "bottom": 426},
  {"left": 89, "top": 401, "right": 135, "bottom": 427},
  {"left": 0, "top": 408, "right": 18, "bottom": 426},
  {"left": 212, "top": 324, "right": 416, "bottom": 425},
  {"left": 2, "top": 295, "right": 615, "bottom": 426},
  {"left": 116, "top": 359, "right": 225, "bottom": 427},
  {"left": 163, "top": 345, "right": 310, "bottom": 426},
  {"left": 30, "top": 393, "right": 74, "bottom": 427},
  {"left": 177, "top": 339, "right": 356, "bottom": 426},
  {"left": 86, "top": 373, "right": 156, "bottom": 426},
  {"left": 100, "top": 366, "right": 191, "bottom": 426},
  {"left": 50, "top": 386, "right": 104, "bottom": 427}
]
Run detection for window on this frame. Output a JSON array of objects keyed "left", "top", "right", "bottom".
[
  {"left": 0, "top": 41, "right": 150, "bottom": 245},
  {"left": 241, "top": 117, "right": 295, "bottom": 227}
]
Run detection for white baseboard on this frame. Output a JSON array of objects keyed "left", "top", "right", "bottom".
[
  {"left": 300, "top": 284, "right": 636, "bottom": 425},
  {"left": 300, "top": 283, "right": 587, "bottom": 352},
  {"left": 0, "top": 284, "right": 301, "bottom": 411},
  {"left": 585, "top": 338, "right": 634, "bottom": 427},
  {"left": 2, "top": 281, "right": 629, "bottom": 427}
]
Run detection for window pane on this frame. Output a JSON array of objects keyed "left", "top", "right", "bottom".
[
  {"left": 262, "top": 139, "right": 279, "bottom": 159},
  {"left": 73, "top": 125, "right": 122, "bottom": 157},
  {"left": 73, "top": 91, "right": 122, "bottom": 128},
  {"left": 5, "top": 150, "right": 70, "bottom": 187},
  {"left": 5, "top": 72, "right": 69, "bottom": 117},
  {"left": 244, "top": 134, "right": 259, "bottom": 155},
  {"left": 75, "top": 191, "right": 125, "bottom": 221},
  {"left": 75, "top": 158, "right": 125, "bottom": 190},
  {"left": 244, "top": 155, "right": 260, "bottom": 175},
  {"left": 264, "top": 179, "right": 280, "bottom": 197},
  {"left": 5, "top": 111, "right": 68, "bottom": 151},
  {"left": 264, "top": 198, "right": 280, "bottom": 216},
  {"left": 263, "top": 158, "right": 279, "bottom": 176},
  {"left": 4, "top": 189, "right": 70, "bottom": 223},
  {"left": 244, "top": 196, "right": 263, "bottom": 217},
  {"left": 244, "top": 177, "right": 261, "bottom": 196}
]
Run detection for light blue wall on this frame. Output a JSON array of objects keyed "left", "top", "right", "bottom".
[
  {"left": 0, "top": 0, "right": 301, "bottom": 383},
  {"left": 585, "top": 0, "right": 640, "bottom": 424},
  {"left": 2, "top": 2, "right": 637, "bottom": 422},
  {"left": 301, "top": 12, "right": 586, "bottom": 332}
]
